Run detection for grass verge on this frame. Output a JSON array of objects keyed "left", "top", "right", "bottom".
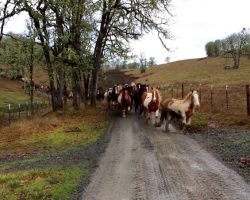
[{"left": 0, "top": 105, "right": 110, "bottom": 199}]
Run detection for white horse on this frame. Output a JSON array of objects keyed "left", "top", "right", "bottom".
[{"left": 156, "top": 90, "right": 200, "bottom": 131}]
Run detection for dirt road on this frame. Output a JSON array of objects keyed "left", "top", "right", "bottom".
[{"left": 82, "top": 116, "right": 250, "bottom": 200}]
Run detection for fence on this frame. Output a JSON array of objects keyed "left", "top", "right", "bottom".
[
  {"left": 160, "top": 83, "right": 250, "bottom": 116},
  {"left": 0, "top": 101, "right": 50, "bottom": 126}
]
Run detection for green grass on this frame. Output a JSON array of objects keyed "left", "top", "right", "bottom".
[
  {"left": 190, "top": 113, "right": 212, "bottom": 130},
  {"left": 0, "top": 78, "right": 46, "bottom": 108},
  {"left": 18, "top": 122, "right": 108, "bottom": 153},
  {"left": 0, "top": 108, "right": 109, "bottom": 199},
  {"left": 0, "top": 166, "right": 87, "bottom": 200}
]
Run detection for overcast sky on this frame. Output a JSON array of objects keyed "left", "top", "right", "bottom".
[
  {"left": 4, "top": 0, "right": 250, "bottom": 64},
  {"left": 132, "top": 0, "right": 250, "bottom": 63}
]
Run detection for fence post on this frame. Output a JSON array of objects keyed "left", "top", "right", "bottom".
[
  {"left": 26, "top": 102, "right": 28, "bottom": 117},
  {"left": 171, "top": 84, "right": 173, "bottom": 98},
  {"left": 246, "top": 84, "right": 250, "bottom": 116},
  {"left": 210, "top": 85, "right": 213, "bottom": 112},
  {"left": 181, "top": 83, "right": 184, "bottom": 98},
  {"left": 18, "top": 104, "right": 21, "bottom": 119},
  {"left": 176, "top": 84, "right": 179, "bottom": 98},
  {"left": 8, "top": 104, "right": 11, "bottom": 124},
  {"left": 225, "top": 85, "right": 229, "bottom": 110},
  {"left": 199, "top": 83, "right": 202, "bottom": 103},
  {"left": 189, "top": 83, "right": 193, "bottom": 91}
]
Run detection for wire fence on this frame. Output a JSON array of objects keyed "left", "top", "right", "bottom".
[
  {"left": 0, "top": 101, "right": 50, "bottom": 126},
  {"left": 160, "top": 83, "right": 250, "bottom": 116}
]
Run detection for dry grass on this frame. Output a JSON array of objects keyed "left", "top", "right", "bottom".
[
  {"left": 123, "top": 56, "right": 250, "bottom": 87},
  {"left": 0, "top": 106, "right": 108, "bottom": 159},
  {"left": 0, "top": 64, "right": 48, "bottom": 85}
]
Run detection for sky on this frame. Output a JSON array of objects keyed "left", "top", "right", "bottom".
[
  {"left": 132, "top": 0, "right": 250, "bottom": 63},
  {"left": 4, "top": 0, "right": 250, "bottom": 64}
]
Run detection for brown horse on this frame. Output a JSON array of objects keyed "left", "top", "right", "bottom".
[
  {"left": 118, "top": 87, "right": 132, "bottom": 117},
  {"left": 156, "top": 90, "right": 200, "bottom": 131},
  {"left": 141, "top": 88, "right": 162, "bottom": 124}
]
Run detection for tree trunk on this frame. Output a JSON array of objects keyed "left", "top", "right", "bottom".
[
  {"left": 72, "top": 68, "right": 80, "bottom": 109},
  {"left": 83, "top": 73, "right": 90, "bottom": 100},
  {"left": 57, "top": 69, "right": 64, "bottom": 108},
  {"left": 29, "top": 43, "right": 34, "bottom": 116},
  {"left": 90, "top": 60, "right": 100, "bottom": 106}
]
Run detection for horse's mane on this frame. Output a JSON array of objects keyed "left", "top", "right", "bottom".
[
  {"left": 153, "top": 88, "right": 162, "bottom": 103},
  {"left": 183, "top": 91, "right": 193, "bottom": 102}
]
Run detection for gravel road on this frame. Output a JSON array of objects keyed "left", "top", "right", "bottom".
[{"left": 82, "top": 115, "right": 250, "bottom": 200}]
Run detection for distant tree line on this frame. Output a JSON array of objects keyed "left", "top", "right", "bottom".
[
  {"left": 205, "top": 28, "right": 250, "bottom": 68},
  {"left": 104, "top": 56, "right": 156, "bottom": 70}
]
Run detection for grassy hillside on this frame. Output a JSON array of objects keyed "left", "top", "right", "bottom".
[
  {"left": 0, "top": 78, "right": 46, "bottom": 107},
  {"left": 123, "top": 56, "right": 250, "bottom": 87}
]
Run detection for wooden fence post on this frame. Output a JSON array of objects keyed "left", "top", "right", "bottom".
[
  {"left": 246, "top": 84, "right": 250, "bottom": 116},
  {"left": 225, "top": 85, "right": 229, "bottom": 110},
  {"left": 18, "top": 104, "right": 21, "bottom": 119},
  {"left": 199, "top": 83, "right": 202, "bottom": 103},
  {"left": 210, "top": 85, "right": 213, "bottom": 112},
  {"left": 176, "top": 84, "right": 179, "bottom": 98},
  {"left": 181, "top": 83, "right": 184, "bottom": 98},
  {"left": 189, "top": 83, "right": 193, "bottom": 91},
  {"left": 171, "top": 85, "right": 173, "bottom": 98},
  {"left": 8, "top": 104, "right": 11, "bottom": 124}
]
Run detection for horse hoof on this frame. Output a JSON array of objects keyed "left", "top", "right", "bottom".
[{"left": 154, "top": 123, "right": 160, "bottom": 127}]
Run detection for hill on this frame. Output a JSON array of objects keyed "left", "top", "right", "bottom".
[
  {"left": 0, "top": 77, "right": 47, "bottom": 107},
  {"left": 122, "top": 56, "right": 250, "bottom": 87}
]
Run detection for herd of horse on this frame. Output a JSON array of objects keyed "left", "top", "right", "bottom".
[{"left": 98, "top": 82, "right": 200, "bottom": 132}]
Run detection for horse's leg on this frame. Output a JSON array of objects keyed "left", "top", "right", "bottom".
[
  {"left": 186, "top": 117, "right": 192, "bottom": 125},
  {"left": 122, "top": 108, "right": 126, "bottom": 118},
  {"left": 155, "top": 109, "right": 165, "bottom": 127},
  {"left": 151, "top": 111, "right": 156, "bottom": 125},
  {"left": 165, "top": 114, "right": 171, "bottom": 132},
  {"left": 145, "top": 110, "right": 150, "bottom": 124},
  {"left": 181, "top": 112, "right": 187, "bottom": 125}
]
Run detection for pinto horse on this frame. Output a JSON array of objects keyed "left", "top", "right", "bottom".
[
  {"left": 118, "top": 87, "right": 132, "bottom": 117},
  {"left": 156, "top": 90, "right": 200, "bottom": 131},
  {"left": 141, "top": 88, "right": 161, "bottom": 124}
]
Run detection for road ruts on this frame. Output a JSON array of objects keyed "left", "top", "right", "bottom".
[{"left": 82, "top": 115, "right": 250, "bottom": 200}]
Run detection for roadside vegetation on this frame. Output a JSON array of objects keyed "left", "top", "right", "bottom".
[{"left": 0, "top": 106, "right": 109, "bottom": 199}]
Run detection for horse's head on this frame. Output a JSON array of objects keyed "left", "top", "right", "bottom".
[{"left": 191, "top": 90, "right": 200, "bottom": 109}]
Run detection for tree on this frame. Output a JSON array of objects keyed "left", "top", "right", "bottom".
[
  {"left": 0, "top": 0, "right": 24, "bottom": 42},
  {"left": 148, "top": 57, "right": 156, "bottom": 66},
  {"left": 205, "top": 41, "right": 215, "bottom": 56},
  {"left": 19, "top": 0, "right": 94, "bottom": 110},
  {"left": 165, "top": 56, "right": 170, "bottom": 63},
  {"left": 223, "top": 28, "right": 250, "bottom": 68},
  {"left": 214, "top": 39, "right": 222, "bottom": 56},
  {"left": 89, "top": 0, "right": 172, "bottom": 106},
  {"left": 139, "top": 54, "right": 147, "bottom": 73}
]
